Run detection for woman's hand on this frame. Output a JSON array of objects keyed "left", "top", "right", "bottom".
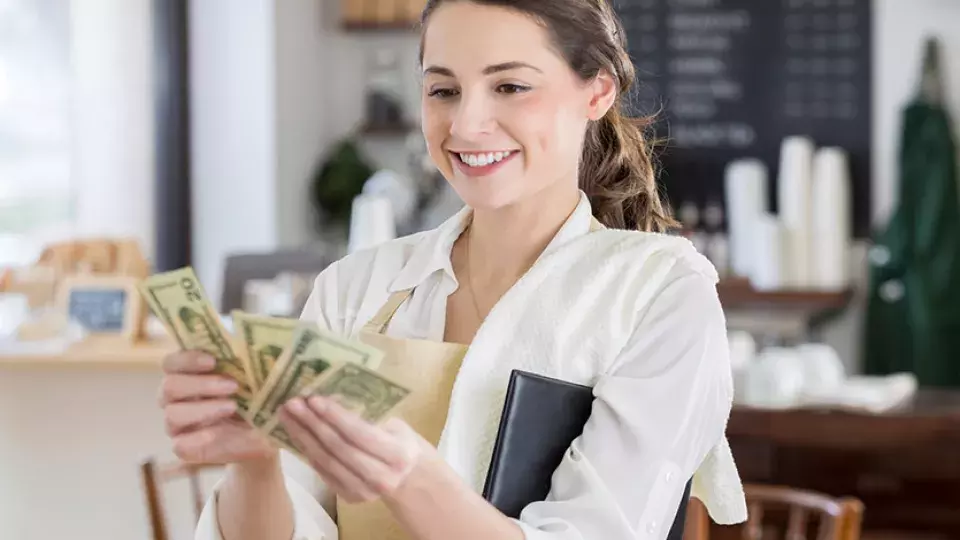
[
  {"left": 160, "top": 350, "right": 275, "bottom": 464},
  {"left": 278, "top": 396, "right": 430, "bottom": 503}
]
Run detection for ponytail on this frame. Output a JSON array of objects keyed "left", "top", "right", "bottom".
[{"left": 580, "top": 106, "right": 677, "bottom": 232}]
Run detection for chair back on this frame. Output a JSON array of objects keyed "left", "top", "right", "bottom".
[
  {"left": 220, "top": 248, "right": 332, "bottom": 313},
  {"left": 685, "top": 484, "right": 864, "bottom": 540},
  {"left": 140, "top": 458, "right": 222, "bottom": 540}
]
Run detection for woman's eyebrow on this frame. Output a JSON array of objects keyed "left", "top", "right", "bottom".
[{"left": 422, "top": 61, "right": 543, "bottom": 77}]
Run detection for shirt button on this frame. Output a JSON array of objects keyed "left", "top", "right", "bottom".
[
  {"left": 646, "top": 522, "right": 657, "bottom": 534},
  {"left": 664, "top": 471, "right": 673, "bottom": 482}
]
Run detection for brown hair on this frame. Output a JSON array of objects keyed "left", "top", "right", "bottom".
[{"left": 419, "top": 0, "right": 677, "bottom": 232}]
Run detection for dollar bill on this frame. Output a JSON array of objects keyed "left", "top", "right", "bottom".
[
  {"left": 138, "top": 267, "right": 254, "bottom": 412},
  {"left": 258, "top": 362, "right": 411, "bottom": 455},
  {"left": 301, "top": 363, "right": 411, "bottom": 424},
  {"left": 247, "top": 324, "right": 385, "bottom": 430},
  {"left": 231, "top": 311, "right": 301, "bottom": 392}
]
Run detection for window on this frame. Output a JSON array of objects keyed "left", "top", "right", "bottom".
[{"left": 0, "top": 0, "right": 74, "bottom": 268}]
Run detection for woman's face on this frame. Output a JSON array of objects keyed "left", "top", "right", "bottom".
[{"left": 420, "top": 2, "right": 615, "bottom": 212}]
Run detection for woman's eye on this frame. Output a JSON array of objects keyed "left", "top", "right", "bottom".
[
  {"left": 427, "top": 88, "right": 459, "bottom": 99},
  {"left": 497, "top": 83, "right": 530, "bottom": 95}
]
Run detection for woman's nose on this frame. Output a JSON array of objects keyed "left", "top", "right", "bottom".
[{"left": 449, "top": 92, "right": 496, "bottom": 139}]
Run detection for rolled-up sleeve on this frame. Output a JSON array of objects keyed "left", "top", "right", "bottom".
[
  {"left": 194, "top": 265, "right": 346, "bottom": 540},
  {"left": 193, "top": 449, "right": 339, "bottom": 540},
  {"left": 512, "top": 270, "right": 734, "bottom": 540}
]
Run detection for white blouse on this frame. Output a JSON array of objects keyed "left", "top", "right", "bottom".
[{"left": 195, "top": 192, "right": 745, "bottom": 540}]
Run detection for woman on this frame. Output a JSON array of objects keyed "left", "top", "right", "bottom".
[{"left": 162, "top": 1, "right": 747, "bottom": 538}]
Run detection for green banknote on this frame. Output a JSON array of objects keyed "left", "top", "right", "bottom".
[
  {"left": 231, "top": 311, "right": 301, "bottom": 392},
  {"left": 301, "top": 363, "right": 411, "bottom": 424},
  {"left": 247, "top": 324, "right": 385, "bottom": 430},
  {"left": 258, "top": 362, "right": 411, "bottom": 455},
  {"left": 138, "top": 267, "right": 254, "bottom": 412}
]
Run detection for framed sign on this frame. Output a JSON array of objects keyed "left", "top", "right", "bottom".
[{"left": 57, "top": 275, "right": 146, "bottom": 341}]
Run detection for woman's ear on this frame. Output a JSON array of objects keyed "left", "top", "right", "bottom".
[{"left": 586, "top": 69, "right": 617, "bottom": 121}]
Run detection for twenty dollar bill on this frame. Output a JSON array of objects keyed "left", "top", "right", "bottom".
[{"left": 138, "top": 267, "right": 255, "bottom": 413}]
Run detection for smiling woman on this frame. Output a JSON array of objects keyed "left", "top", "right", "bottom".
[
  {"left": 166, "top": 2, "right": 747, "bottom": 540},
  {"left": 419, "top": 0, "right": 676, "bottom": 232}
]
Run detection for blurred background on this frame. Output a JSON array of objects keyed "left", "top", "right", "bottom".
[{"left": 0, "top": 0, "right": 958, "bottom": 539}]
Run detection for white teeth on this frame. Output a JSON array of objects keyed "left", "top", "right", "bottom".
[{"left": 457, "top": 151, "right": 514, "bottom": 168}]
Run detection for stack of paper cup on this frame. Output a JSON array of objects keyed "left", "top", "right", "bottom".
[
  {"left": 348, "top": 193, "right": 397, "bottom": 254},
  {"left": 777, "top": 136, "right": 815, "bottom": 288},
  {"left": 750, "top": 213, "right": 785, "bottom": 291},
  {"left": 811, "top": 147, "right": 852, "bottom": 290},
  {"left": 724, "top": 158, "right": 769, "bottom": 279}
]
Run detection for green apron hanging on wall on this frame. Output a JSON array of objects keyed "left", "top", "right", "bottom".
[{"left": 864, "top": 38, "right": 960, "bottom": 387}]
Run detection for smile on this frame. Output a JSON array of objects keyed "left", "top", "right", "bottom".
[
  {"left": 453, "top": 150, "right": 516, "bottom": 168},
  {"left": 448, "top": 150, "right": 520, "bottom": 178}
]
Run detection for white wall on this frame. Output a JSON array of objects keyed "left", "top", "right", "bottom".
[
  {"left": 274, "top": 0, "right": 333, "bottom": 248},
  {"left": 188, "top": 0, "right": 279, "bottom": 305},
  {"left": 70, "top": 0, "right": 156, "bottom": 259},
  {"left": 189, "top": 0, "right": 422, "bottom": 299}
]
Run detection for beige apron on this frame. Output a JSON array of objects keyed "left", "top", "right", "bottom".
[
  {"left": 336, "top": 217, "right": 605, "bottom": 540},
  {"left": 336, "top": 287, "right": 468, "bottom": 540}
]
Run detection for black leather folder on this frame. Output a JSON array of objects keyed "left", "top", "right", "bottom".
[{"left": 482, "top": 369, "right": 691, "bottom": 540}]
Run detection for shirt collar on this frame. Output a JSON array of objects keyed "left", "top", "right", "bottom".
[{"left": 388, "top": 191, "right": 596, "bottom": 293}]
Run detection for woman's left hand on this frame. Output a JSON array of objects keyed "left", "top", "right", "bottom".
[{"left": 278, "top": 396, "right": 430, "bottom": 503}]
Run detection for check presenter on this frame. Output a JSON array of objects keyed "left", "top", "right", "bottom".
[{"left": 159, "top": 1, "right": 748, "bottom": 539}]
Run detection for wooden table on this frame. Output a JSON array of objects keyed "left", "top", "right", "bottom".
[
  {"left": 0, "top": 336, "right": 176, "bottom": 369},
  {"left": 727, "top": 391, "right": 960, "bottom": 539}
]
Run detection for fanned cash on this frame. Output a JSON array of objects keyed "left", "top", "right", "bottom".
[
  {"left": 139, "top": 266, "right": 413, "bottom": 461},
  {"left": 231, "top": 311, "right": 301, "bottom": 392},
  {"left": 247, "top": 324, "right": 391, "bottom": 450},
  {"left": 303, "top": 363, "right": 411, "bottom": 423},
  {"left": 138, "top": 267, "right": 255, "bottom": 413},
  {"left": 259, "top": 363, "right": 412, "bottom": 452}
]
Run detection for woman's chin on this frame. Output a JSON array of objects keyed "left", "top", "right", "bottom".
[{"left": 451, "top": 183, "right": 528, "bottom": 212}]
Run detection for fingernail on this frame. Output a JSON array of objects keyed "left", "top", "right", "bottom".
[
  {"left": 308, "top": 396, "right": 327, "bottom": 413},
  {"left": 221, "top": 401, "right": 236, "bottom": 414},
  {"left": 199, "top": 355, "right": 216, "bottom": 369},
  {"left": 286, "top": 398, "right": 307, "bottom": 414},
  {"left": 219, "top": 379, "right": 239, "bottom": 392}
]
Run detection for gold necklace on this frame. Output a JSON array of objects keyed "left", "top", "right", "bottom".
[{"left": 463, "top": 228, "right": 485, "bottom": 323}]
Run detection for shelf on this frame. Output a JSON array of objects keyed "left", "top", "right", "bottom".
[{"left": 717, "top": 278, "right": 854, "bottom": 311}]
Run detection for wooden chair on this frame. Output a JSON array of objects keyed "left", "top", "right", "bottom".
[
  {"left": 684, "top": 484, "right": 864, "bottom": 540},
  {"left": 140, "top": 458, "right": 223, "bottom": 540}
]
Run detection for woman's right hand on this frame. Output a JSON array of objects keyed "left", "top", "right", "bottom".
[{"left": 160, "top": 350, "right": 276, "bottom": 464}]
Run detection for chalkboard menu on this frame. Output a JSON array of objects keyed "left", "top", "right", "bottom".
[
  {"left": 616, "top": 0, "right": 871, "bottom": 236},
  {"left": 68, "top": 288, "right": 128, "bottom": 332},
  {"left": 57, "top": 275, "right": 146, "bottom": 340}
]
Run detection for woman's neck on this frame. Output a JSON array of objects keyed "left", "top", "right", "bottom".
[{"left": 465, "top": 185, "right": 581, "bottom": 284}]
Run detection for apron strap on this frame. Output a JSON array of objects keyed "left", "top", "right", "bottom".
[{"left": 361, "top": 289, "right": 414, "bottom": 335}]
